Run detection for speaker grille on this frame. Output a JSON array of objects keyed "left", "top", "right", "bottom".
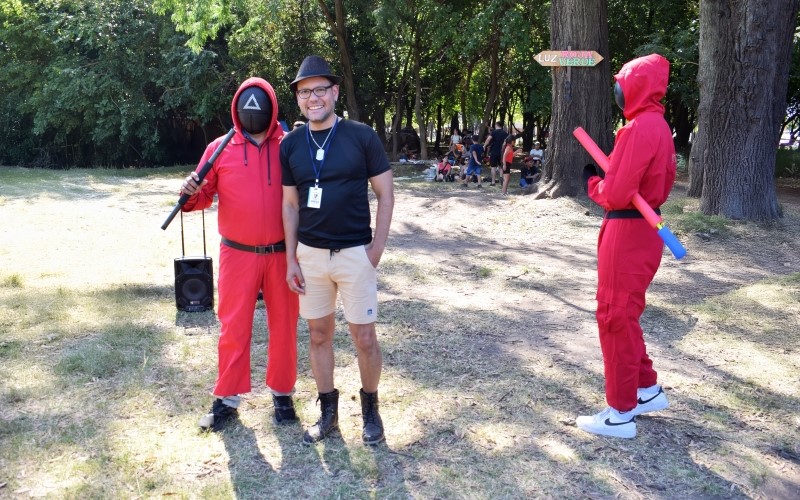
[{"left": 174, "top": 257, "right": 214, "bottom": 311}]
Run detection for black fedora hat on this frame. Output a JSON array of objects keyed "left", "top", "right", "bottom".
[{"left": 290, "top": 55, "right": 342, "bottom": 93}]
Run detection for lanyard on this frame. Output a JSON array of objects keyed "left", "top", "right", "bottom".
[{"left": 306, "top": 118, "right": 339, "bottom": 187}]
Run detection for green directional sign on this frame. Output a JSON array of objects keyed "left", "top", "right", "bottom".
[{"left": 535, "top": 50, "right": 603, "bottom": 67}]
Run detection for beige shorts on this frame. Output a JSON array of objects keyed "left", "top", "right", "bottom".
[{"left": 296, "top": 242, "right": 378, "bottom": 324}]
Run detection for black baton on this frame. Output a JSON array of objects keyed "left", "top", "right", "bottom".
[{"left": 161, "top": 128, "right": 236, "bottom": 230}]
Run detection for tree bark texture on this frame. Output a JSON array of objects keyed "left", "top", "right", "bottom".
[
  {"left": 461, "top": 61, "right": 474, "bottom": 134},
  {"left": 413, "top": 43, "right": 428, "bottom": 160},
  {"left": 318, "top": 0, "right": 360, "bottom": 122},
  {"left": 537, "top": 0, "right": 612, "bottom": 199},
  {"left": 479, "top": 31, "right": 501, "bottom": 142},
  {"left": 693, "top": 0, "right": 798, "bottom": 220},
  {"left": 389, "top": 52, "right": 413, "bottom": 161}
]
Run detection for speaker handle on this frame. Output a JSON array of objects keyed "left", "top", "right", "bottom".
[
  {"left": 180, "top": 210, "right": 185, "bottom": 256},
  {"left": 202, "top": 209, "right": 207, "bottom": 257},
  {"left": 178, "top": 209, "right": 207, "bottom": 257}
]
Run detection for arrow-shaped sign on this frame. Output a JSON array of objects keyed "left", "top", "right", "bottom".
[{"left": 535, "top": 50, "right": 603, "bottom": 67}]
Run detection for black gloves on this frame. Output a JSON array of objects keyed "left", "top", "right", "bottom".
[{"left": 582, "top": 163, "right": 598, "bottom": 192}]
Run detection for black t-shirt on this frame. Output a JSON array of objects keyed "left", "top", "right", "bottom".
[
  {"left": 489, "top": 128, "right": 508, "bottom": 156},
  {"left": 520, "top": 164, "right": 540, "bottom": 178},
  {"left": 281, "top": 119, "right": 391, "bottom": 249}
]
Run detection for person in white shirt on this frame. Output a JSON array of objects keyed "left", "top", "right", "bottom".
[
  {"left": 450, "top": 128, "right": 462, "bottom": 146},
  {"left": 529, "top": 141, "right": 544, "bottom": 164}
]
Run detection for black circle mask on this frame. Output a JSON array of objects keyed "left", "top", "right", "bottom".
[
  {"left": 236, "top": 86, "right": 272, "bottom": 135},
  {"left": 614, "top": 81, "right": 625, "bottom": 111}
]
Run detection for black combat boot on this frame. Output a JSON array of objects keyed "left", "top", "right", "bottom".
[
  {"left": 302, "top": 389, "right": 339, "bottom": 445},
  {"left": 360, "top": 389, "right": 385, "bottom": 445},
  {"left": 272, "top": 394, "right": 298, "bottom": 424},
  {"left": 198, "top": 398, "right": 239, "bottom": 433}
]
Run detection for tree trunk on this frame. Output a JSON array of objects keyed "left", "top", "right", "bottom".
[
  {"left": 435, "top": 103, "right": 443, "bottom": 154},
  {"left": 694, "top": 0, "right": 797, "bottom": 219},
  {"left": 537, "top": 0, "right": 612, "bottom": 199},
  {"left": 479, "top": 31, "right": 501, "bottom": 141},
  {"left": 389, "top": 52, "right": 413, "bottom": 161},
  {"left": 522, "top": 109, "right": 534, "bottom": 151},
  {"left": 461, "top": 61, "right": 474, "bottom": 133},
  {"left": 390, "top": 91, "right": 405, "bottom": 161},
  {"left": 374, "top": 106, "right": 387, "bottom": 148},
  {"left": 668, "top": 97, "right": 693, "bottom": 151},
  {"left": 318, "top": 0, "right": 360, "bottom": 121},
  {"left": 413, "top": 38, "right": 428, "bottom": 160},
  {"left": 687, "top": 0, "right": 716, "bottom": 198}
]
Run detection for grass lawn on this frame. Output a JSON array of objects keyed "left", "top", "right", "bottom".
[{"left": 1, "top": 165, "right": 799, "bottom": 499}]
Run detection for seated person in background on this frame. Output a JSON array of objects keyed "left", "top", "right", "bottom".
[
  {"left": 445, "top": 149, "right": 457, "bottom": 166},
  {"left": 438, "top": 156, "right": 452, "bottom": 175},
  {"left": 450, "top": 128, "right": 462, "bottom": 147},
  {"left": 399, "top": 145, "right": 409, "bottom": 163},
  {"left": 459, "top": 133, "right": 474, "bottom": 169},
  {"left": 448, "top": 142, "right": 464, "bottom": 163},
  {"left": 436, "top": 156, "right": 453, "bottom": 182},
  {"left": 529, "top": 141, "right": 544, "bottom": 167},
  {"left": 519, "top": 155, "right": 541, "bottom": 189}
]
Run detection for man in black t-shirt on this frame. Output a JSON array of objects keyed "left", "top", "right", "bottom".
[
  {"left": 281, "top": 55, "right": 394, "bottom": 447},
  {"left": 519, "top": 155, "right": 541, "bottom": 193},
  {"left": 483, "top": 121, "right": 508, "bottom": 186}
]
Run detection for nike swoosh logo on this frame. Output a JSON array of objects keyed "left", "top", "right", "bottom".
[
  {"left": 638, "top": 389, "right": 663, "bottom": 405},
  {"left": 604, "top": 417, "right": 634, "bottom": 426}
]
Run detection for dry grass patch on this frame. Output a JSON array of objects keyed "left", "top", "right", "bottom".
[{"left": 1, "top": 166, "right": 800, "bottom": 498}]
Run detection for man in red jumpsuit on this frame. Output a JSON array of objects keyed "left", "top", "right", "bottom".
[
  {"left": 179, "top": 77, "right": 300, "bottom": 432},
  {"left": 576, "top": 54, "right": 675, "bottom": 439}
]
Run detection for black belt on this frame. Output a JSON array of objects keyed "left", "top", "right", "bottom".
[
  {"left": 605, "top": 208, "right": 660, "bottom": 220},
  {"left": 221, "top": 237, "right": 286, "bottom": 254}
]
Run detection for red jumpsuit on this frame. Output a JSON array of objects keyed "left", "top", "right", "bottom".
[
  {"left": 182, "top": 78, "right": 299, "bottom": 396},
  {"left": 587, "top": 54, "right": 676, "bottom": 412}
]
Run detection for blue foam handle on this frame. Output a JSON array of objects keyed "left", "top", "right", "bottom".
[{"left": 657, "top": 226, "right": 687, "bottom": 260}]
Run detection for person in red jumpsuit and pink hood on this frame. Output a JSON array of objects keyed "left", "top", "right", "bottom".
[
  {"left": 179, "top": 77, "right": 300, "bottom": 432},
  {"left": 576, "top": 54, "right": 675, "bottom": 439}
]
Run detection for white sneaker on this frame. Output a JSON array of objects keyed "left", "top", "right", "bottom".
[
  {"left": 632, "top": 385, "right": 669, "bottom": 417},
  {"left": 576, "top": 407, "right": 636, "bottom": 439}
]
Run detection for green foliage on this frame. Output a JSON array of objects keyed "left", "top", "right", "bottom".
[
  {"left": 676, "top": 152, "right": 688, "bottom": 172},
  {"left": 776, "top": 148, "right": 800, "bottom": 178},
  {"left": 0, "top": 0, "right": 230, "bottom": 167},
  {"left": 608, "top": 0, "right": 699, "bottom": 138},
  {"left": 153, "top": 0, "right": 235, "bottom": 52},
  {"left": 0, "top": 0, "right": 793, "bottom": 172}
]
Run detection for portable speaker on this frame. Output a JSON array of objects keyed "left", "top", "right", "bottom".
[{"left": 174, "top": 257, "right": 214, "bottom": 312}]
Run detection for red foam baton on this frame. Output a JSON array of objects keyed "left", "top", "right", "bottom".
[{"left": 573, "top": 127, "right": 686, "bottom": 260}]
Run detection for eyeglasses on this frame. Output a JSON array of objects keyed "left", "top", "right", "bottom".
[{"left": 296, "top": 84, "right": 334, "bottom": 99}]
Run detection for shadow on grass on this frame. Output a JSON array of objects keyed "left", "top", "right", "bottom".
[
  {"left": 375, "top": 260, "right": 799, "bottom": 497},
  {"left": 3, "top": 169, "right": 799, "bottom": 497},
  {"left": 220, "top": 424, "right": 275, "bottom": 496}
]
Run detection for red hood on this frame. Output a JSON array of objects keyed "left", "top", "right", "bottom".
[
  {"left": 615, "top": 54, "right": 669, "bottom": 121},
  {"left": 230, "top": 77, "right": 283, "bottom": 142}
]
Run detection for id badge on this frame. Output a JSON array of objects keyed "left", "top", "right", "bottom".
[{"left": 308, "top": 186, "right": 322, "bottom": 208}]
